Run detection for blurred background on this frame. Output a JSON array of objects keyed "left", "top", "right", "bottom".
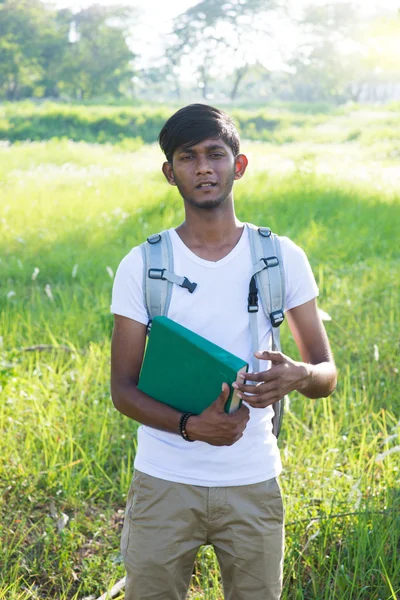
[{"left": 0, "top": 0, "right": 399, "bottom": 105}]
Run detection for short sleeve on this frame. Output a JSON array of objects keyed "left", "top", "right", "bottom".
[
  {"left": 279, "top": 236, "right": 319, "bottom": 312},
  {"left": 110, "top": 246, "right": 149, "bottom": 325}
]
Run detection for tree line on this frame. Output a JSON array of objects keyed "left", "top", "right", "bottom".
[
  {"left": 0, "top": 0, "right": 398, "bottom": 104},
  {"left": 0, "top": 0, "right": 135, "bottom": 100}
]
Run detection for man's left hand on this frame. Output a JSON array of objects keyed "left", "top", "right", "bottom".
[{"left": 233, "top": 350, "right": 308, "bottom": 409}]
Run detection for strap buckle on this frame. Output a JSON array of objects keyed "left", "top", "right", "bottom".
[
  {"left": 148, "top": 268, "right": 165, "bottom": 280},
  {"left": 248, "top": 302, "right": 258, "bottom": 313},
  {"left": 181, "top": 277, "right": 197, "bottom": 294},
  {"left": 263, "top": 256, "right": 279, "bottom": 268},
  {"left": 248, "top": 275, "right": 259, "bottom": 313},
  {"left": 248, "top": 291, "right": 259, "bottom": 313},
  {"left": 270, "top": 310, "right": 284, "bottom": 328},
  {"left": 147, "top": 234, "right": 161, "bottom": 245},
  {"left": 258, "top": 227, "right": 272, "bottom": 238}
]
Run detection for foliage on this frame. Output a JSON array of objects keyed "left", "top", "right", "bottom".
[
  {"left": 0, "top": 101, "right": 333, "bottom": 145},
  {"left": 2, "top": 101, "right": 400, "bottom": 149},
  {"left": 0, "top": 102, "right": 172, "bottom": 144},
  {"left": 0, "top": 0, "right": 136, "bottom": 101},
  {"left": 166, "top": 0, "right": 282, "bottom": 100},
  {"left": 0, "top": 0, "right": 65, "bottom": 99},
  {"left": 60, "top": 5, "right": 136, "bottom": 100},
  {"left": 0, "top": 0, "right": 399, "bottom": 103}
]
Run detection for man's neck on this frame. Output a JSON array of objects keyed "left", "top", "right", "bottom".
[{"left": 175, "top": 205, "right": 244, "bottom": 262}]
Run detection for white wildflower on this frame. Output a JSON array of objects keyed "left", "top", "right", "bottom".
[
  {"left": 376, "top": 445, "right": 400, "bottom": 462},
  {"left": 45, "top": 284, "right": 54, "bottom": 301},
  {"left": 31, "top": 267, "right": 40, "bottom": 281},
  {"left": 57, "top": 513, "right": 69, "bottom": 533},
  {"left": 72, "top": 264, "right": 79, "bottom": 278},
  {"left": 301, "top": 528, "right": 320, "bottom": 553},
  {"left": 373, "top": 344, "right": 379, "bottom": 361},
  {"left": 382, "top": 434, "right": 398, "bottom": 445},
  {"left": 349, "top": 478, "right": 362, "bottom": 509},
  {"left": 106, "top": 266, "right": 114, "bottom": 279},
  {"left": 7, "top": 291, "right": 16, "bottom": 299}
]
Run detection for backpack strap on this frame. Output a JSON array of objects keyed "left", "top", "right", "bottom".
[
  {"left": 246, "top": 223, "right": 286, "bottom": 438},
  {"left": 140, "top": 231, "right": 197, "bottom": 330}
]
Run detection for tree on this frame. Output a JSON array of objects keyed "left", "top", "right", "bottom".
[
  {"left": 0, "top": 0, "right": 61, "bottom": 99},
  {"left": 38, "top": 7, "right": 73, "bottom": 98},
  {"left": 60, "top": 4, "right": 136, "bottom": 99},
  {"left": 345, "top": 14, "right": 400, "bottom": 102},
  {"left": 0, "top": 0, "right": 137, "bottom": 100},
  {"left": 286, "top": 2, "right": 361, "bottom": 103},
  {"left": 167, "top": 0, "right": 281, "bottom": 100}
]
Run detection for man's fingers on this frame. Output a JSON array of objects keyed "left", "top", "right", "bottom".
[
  {"left": 238, "top": 381, "right": 277, "bottom": 396},
  {"left": 245, "top": 389, "right": 282, "bottom": 408},
  {"left": 254, "top": 349, "right": 284, "bottom": 363},
  {"left": 215, "top": 382, "right": 230, "bottom": 408},
  {"left": 242, "top": 370, "right": 276, "bottom": 383},
  {"left": 233, "top": 369, "right": 277, "bottom": 389},
  {"left": 246, "top": 397, "right": 277, "bottom": 408}
]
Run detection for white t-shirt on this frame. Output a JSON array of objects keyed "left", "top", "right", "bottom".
[{"left": 111, "top": 226, "right": 318, "bottom": 487}]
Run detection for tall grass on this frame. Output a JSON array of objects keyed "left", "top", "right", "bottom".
[
  {"left": 2, "top": 101, "right": 399, "bottom": 147},
  {"left": 0, "top": 121, "right": 399, "bottom": 599}
]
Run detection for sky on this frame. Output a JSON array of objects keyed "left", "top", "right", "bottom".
[{"left": 48, "top": 0, "right": 400, "bottom": 78}]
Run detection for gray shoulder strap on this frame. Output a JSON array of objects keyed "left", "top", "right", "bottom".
[
  {"left": 141, "top": 231, "right": 174, "bottom": 322},
  {"left": 246, "top": 223, "right": 285, "bottom": 357},
  {"left": 246, "top": 222, "right": 286, "bottom": 438},
  {"left": 140, "top": 231, "right": 197, "bottom": 326}
]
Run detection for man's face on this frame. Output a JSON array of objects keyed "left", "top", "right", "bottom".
[{"left": 162, "top": 137, "right": 247, "bottom": 210}]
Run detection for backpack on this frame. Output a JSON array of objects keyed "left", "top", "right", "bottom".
[{"left": 140, "top": 222, "right": 286, "bottom": 438}]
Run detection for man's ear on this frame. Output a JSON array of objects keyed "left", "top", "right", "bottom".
[
  {"left": 162, "top": 161, "right": 176, "bottom": 186},
  {"left": 234, "top": 154, "right": 248, "bottom": 180}
]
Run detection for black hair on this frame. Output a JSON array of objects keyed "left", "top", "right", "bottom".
[{"left": 158, "top": 103, "right": 240, "bottom": 163}]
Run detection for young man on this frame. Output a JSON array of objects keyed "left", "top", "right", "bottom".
[{"left": 110, "top": 104, "right": 337, "bottom": 600}]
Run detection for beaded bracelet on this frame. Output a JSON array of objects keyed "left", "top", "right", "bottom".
[{"left": 179, "top": 412, "right": 194, "bottom": 442}]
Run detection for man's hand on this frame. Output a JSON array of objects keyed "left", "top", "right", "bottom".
[
  {"left": 185, "top": 383, "right": 250, "bottom": 446},
  {"left": 232, "top": 350, "right": 308, "bottom": 409}
]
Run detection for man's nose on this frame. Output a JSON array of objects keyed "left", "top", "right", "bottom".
[{"left": 195, "top": 156, "right": 213, "bottom": 174}]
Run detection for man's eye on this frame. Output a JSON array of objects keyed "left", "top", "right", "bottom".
[
  {"left": 211, "top": 153, "right": 224, "bottom": 158},
  {"left": 181, "top": 155, "right": 193, "bottom": 160}
]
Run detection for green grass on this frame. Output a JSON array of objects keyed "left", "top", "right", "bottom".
[
  {"left": 2, "top": 100, "right": 400, "bottom": 148},
  {"left": 0, "top": 109, "right": 399, "bottom": 599}
]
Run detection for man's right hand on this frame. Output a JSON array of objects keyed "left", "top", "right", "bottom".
[{"left": 185, "top": 383, "right": 250, "bottom": 446}]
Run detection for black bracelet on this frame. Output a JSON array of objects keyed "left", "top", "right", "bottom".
[{"left": 179, "top": 412, "right": 194, "bottom": 442}]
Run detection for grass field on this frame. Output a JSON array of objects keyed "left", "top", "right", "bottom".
[{"left": 0, "top": 106, "right": 399, "bottom": 599}]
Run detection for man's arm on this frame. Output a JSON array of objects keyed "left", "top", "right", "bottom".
[
  {"left": 111, "top": 314, "right": 250, "bottom": 445},
  {"left": 285, "top": 298, "right": 337, "bottom": 398},
  {"left": 233, "top": 298, "right": 337, "bottom": 407},
  {"left": 111, "top": 315, "right": 184, "bottom": 432}
]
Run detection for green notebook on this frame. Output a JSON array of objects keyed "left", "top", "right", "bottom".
[{"left": 138, "top": 316, "right": 248, "bottom": 414}]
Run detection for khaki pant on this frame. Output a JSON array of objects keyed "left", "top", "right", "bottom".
[{"left": 121, "top": 470, "right": 284, "bottom": 600}]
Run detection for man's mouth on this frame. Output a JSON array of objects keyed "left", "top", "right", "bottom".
[{"left": 196, "top": 182, "right": 217, "bottom": 189}]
